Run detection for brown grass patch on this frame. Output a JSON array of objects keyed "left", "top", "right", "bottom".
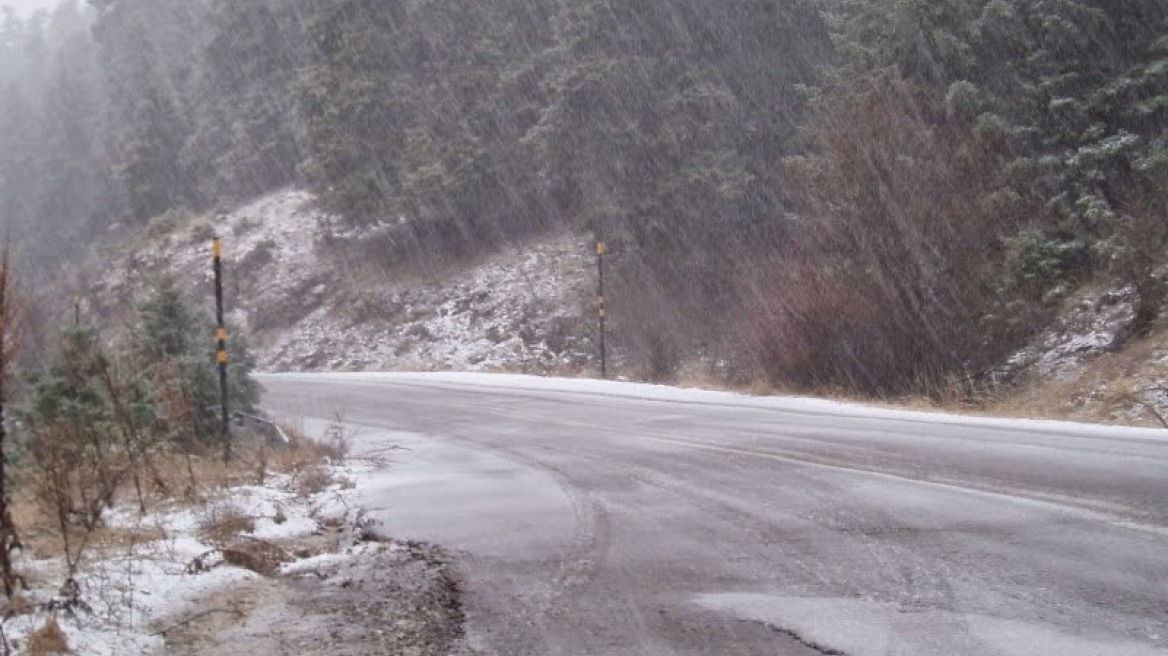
[
  {"left": 25, "top": 616, "right": 69, "bottom": 654},
  {"left": 292, "top": 466, "right": 336, "bottom": 498},
  {"left": 8, "top": 425, "right": 341, "bottom": 568},
  {"left": 0, "top": 592, "right": 33, "bottom": 618},
  {"left": 197, "top": 503, "right": 257, "bottom": 547},
  {"left": 221, "top": 538, "right": 293, "bottom": 577}
]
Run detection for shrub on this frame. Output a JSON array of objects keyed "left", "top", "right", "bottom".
[
  {"left": 734, "top": 77, "right": 1042, "bottom": 396},
  {"left": 135, "top": 280, "right": 261, "bottom": 444},
  {"left": 188, "top": 221, "right": 216, "bottom": 244}
]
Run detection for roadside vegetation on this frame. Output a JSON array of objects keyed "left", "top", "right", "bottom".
[
  {"left": 1, "top": 0, "right": 1165, "bottom": 404},
  {"left": 0, "top": 258, "right": 367, "bottom": 653}
]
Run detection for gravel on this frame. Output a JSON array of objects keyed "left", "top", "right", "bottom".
[{"left": 164, "top": 539, "right": 476, "bottom": 656}]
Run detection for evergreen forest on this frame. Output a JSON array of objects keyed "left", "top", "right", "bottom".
[{"left": 1, "top": 0, "right": 1166, "bottom": 394}]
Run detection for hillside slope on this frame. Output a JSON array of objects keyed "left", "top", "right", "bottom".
[
  {"left": 85, "top": 189, "right": 1168, "bottom": 429},
  {"left": 89, "top": 190, "right": 597, "bottom": 374},
  {"left": 996, "top": 283, "right": 1168, "bottom": 427}
]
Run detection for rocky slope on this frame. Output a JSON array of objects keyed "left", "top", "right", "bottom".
[
  {"left": 89, "top": 190, "right": 597, "bottom": 375},
  {"left": 995, "top": 283, "right": 1168, "bottom": 427}
]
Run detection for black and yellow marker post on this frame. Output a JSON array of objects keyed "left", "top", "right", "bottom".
[
  {"left": 212, "top": 237, "right": 231, "bottom": 462},
  {"left": 596, "top": 240, "right": 607, "bottom": 379}
]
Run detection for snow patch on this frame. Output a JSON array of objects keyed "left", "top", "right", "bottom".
[
  {"left": 91, "top": 189, "right": 595, "bottom": 376},
  {"left": 695, "top": 593, "right": 1167, "bottom": 656},
  {"left": 1, "top": 459, "right": 374, "bottom": 655}
]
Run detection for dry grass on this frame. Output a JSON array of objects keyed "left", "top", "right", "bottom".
[
  {"left": 90, "top": 523, "right": 170, "bottom": 550},
  {"left": 197, "top": 503, "right": 256, "bottom": 547},
  {"left": 666, "top": 360, "right": 1093, "bottom": 425},
  {"left": 220, "top": 538, "right": 293, "bottom": 577},
  {"left": 8, "top": 428, "right": 342, "bottom": 570},
  {"left": 25, "top": 616, "right": 69, "bottom": 655},
  {"left": 0, "top": 592, "right": 33, "bottom": 618},
  {"left": 291, "top": 466, "right": 337, "bottom": 498}
]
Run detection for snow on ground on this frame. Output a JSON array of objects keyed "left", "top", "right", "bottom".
[
  {"left": 262, "top": 233, "right": 594, "bottom": 373},
  {"left": 2, "top": 461, "right": 372, "bottom": 656},
  {"left": 1002, "top": 285, "right": 1137, "bottom": 382},
  {"left": 90, "top": 189, "right": 595, "bottom": 375},
  {"left": 266, "top": 371, "right": 1168, "bottom": 441},
  {"left": 695, "top": 593, "right": 1167, "bottom": 656},
  {"left": 997, "top": 282, "right": 1168, "bottom": 425}
]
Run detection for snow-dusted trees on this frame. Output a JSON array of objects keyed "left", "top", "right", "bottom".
[{"left": 2, "top": 0, "right": 1164, "bottom": 395}]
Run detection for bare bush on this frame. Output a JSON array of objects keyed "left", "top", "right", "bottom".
[
  {"left": 732, "top": 77, "right": 1041, "bottom": 396},
  {"left": 1105, "top": 204, "right": 1168, "bottom": 350},
  {"left": 323, "top": 410, "right": 352, "bottom": 461},
  {"left": 24, "top": 420, "right": 119, "bottom": 577},
  {"left": 0, "top": 246, "right": 21, "bottom": 597},
  {"left": 607, "top": 258, "right": 693, "bottom": 382}
]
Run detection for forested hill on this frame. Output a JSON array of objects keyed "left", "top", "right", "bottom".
[{"left": 1, "top": 0, "right": 1166, "bottom": 397}]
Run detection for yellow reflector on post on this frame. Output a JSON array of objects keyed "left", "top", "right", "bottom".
[
  {"left": 217, "top": 350, "right": 229, "bottom": 363},
  {"left": 216, "top": 327, "right": 228, "bottom": 341},
  {"left": 212, "top": 238, "right": 222, "bottom": 258}
]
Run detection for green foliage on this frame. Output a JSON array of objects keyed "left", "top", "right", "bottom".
[
  {"left": 1001, "top": 230, "right": 1089, "bottom": 301},
  {"left": 20, "top": 282, "right": 261, "bottom": 453},
  {"left": 24, "top": 329, "right": 155, "bottom": 441},
  {"left": 183, "top": 0, "right": 307, "bottom": 203},
  {"left": 3, "top": 0, "right": 1165, "bottom": 397},
  {"left": 21, "top": 328, "right": 118, "bottom": 440},
  {"left": 91, "top": 0, "right": 208, "bottom": 221},
  {"left": 16, "top": 326, "right": 156, "bottom": 530},
  {"left": 824, "top": 0, "right": 1168, "bottom": 298},
  {"left": 136, "top": 281, "right": 260, "bottom": 442},
  {"left": 297, "top": 0, "right": 406, "bottom": 222}
]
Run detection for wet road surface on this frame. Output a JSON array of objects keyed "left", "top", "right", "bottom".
[{"left": 261, "top": 372, "right": 1168, "bottom": 656}]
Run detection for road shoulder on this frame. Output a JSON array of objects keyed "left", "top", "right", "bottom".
[{"left": 163, "top": 538, "right": 474, "bottom": 656}]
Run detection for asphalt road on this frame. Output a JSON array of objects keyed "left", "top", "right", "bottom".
[{"left": 260, "top": 373, "right": 1168, "bottom": 656}]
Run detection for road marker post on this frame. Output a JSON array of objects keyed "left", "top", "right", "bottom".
[
  {"left": 596, "top": 240, "right": 607, "bottom": 379},
  {"left": 212, "top": 237, "right": 231, "bottom": 463}
]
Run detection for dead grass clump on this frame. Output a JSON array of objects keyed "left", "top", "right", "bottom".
[
  {"left": 90, "top": 524, "right": 169, "bottom": 551},
  {"left": 146, "top": 430, "right": 338, "bottom": 500},
  {"left": 0, "top": 592, "right": 33, "bottom": 618},
  {"left": 197, "top": 504, "right": 256, "bottom": 547},
  {"left": 267, "top": 424, "right": 345, "bottom": 478},
  {"left": 25, "top": 616, "right": 69, "bottom": 655},
  {"left": 292, "top": 466, "right": 336, "bottom": 498},
  {"left": 8, "top": 414, "right": 343, "bottom": 586},
  {"left": 221, "top": 539, "right": 293, "bottom": 577},
  {"left": 1099, "top": 378, "right": 1168, "bottom": 427}
]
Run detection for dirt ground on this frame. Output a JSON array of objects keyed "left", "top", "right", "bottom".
[{"left": 161, "top": 540, "right": 476, "bottom": 656}]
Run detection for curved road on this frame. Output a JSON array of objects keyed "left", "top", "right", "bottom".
[{"left": 260, "top": 372, "right": 1168, "bottom": 656}]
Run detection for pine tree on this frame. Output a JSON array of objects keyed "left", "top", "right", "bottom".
[
  {"left": 136, "top": 281, "right": 259, "bottom": 443},
  {"left": 298, "top": 0, "right": 409, "bottom": 222},
  {"left": 184, "top": 0, "right": 307, "bottom": 202}
]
